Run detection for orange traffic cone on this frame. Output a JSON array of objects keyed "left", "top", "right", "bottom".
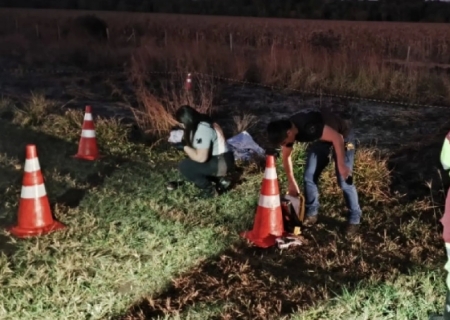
[
  {"left": 7, "top": 145, "right": 66, "bottom": 238},
  {"left": 240, "top": 155, "right": 285, "bottom": 248},
  {"left": 74, "top": 105, "right": 100, "bottom": 161},
  {"left": 185, "top": 73, "right": 192, "bottom": 91}
]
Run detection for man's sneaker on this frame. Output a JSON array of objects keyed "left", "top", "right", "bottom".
[
  {"left": 345, "top": 224, "right": 360, "bottom": 236},
  {"left": 429, "top": 315, "right": 445, "bottom": 320},
  {"left": 166, "top": 181, "right": 185, "bottom": 191},
  {"left": 303, "top": 215, "right": 318, "bottom": 227},
  {"left": 216, "top": 177, "right": 232, "bottom": 193}
]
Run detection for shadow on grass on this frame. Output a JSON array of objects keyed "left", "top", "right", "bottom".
[
  {"left": 0, "top": 119, "right": 126, "bottom": 254},
  {"left": 106, "top": 122, "right": 447, "bottom": 319},
  {"left": 116, "top": 188, "right": 443, "bottom": 320}
]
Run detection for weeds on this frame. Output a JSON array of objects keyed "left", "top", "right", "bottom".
[
  {"left": 128, "top": 57, "right": 217, "bottom": 138},
  {"left": 13, "top": 92, "right": 57, "bottom": 126},
  {"left": 232, "top": 112, "right": 258, "bottom": 135}
]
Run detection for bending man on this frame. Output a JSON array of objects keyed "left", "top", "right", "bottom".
[{"left": 266, "top": 107, "right": 362, "bottom": 236}]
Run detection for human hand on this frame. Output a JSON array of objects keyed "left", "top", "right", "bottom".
[
  {"left": 265, "top": 147, "right": 281, "bottom": 158},
  {"left": 287, "top": 180, "right": 300, "bottom": 197},
  {"left": 172, "top": 142, "right": 185, "bottom": 151},
  {"left": 338, "top": 164, "right": 351, "bottom": 180},
  {"left": 345, "top": 175, "right": 353, "bottom": 185}
]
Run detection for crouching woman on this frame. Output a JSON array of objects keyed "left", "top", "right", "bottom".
[{"left": 167, "top": 105, "right": 235, "bottom": 199}]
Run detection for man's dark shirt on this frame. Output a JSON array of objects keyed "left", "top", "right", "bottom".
[{"left": 289, "top": 108, "right": 350, "bottom": 143}]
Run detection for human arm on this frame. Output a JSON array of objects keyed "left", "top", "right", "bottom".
[
  {"left": 184, "top": 145, "right": 209, "bottom": 163},
  {"left": 320, "top": 125, "right": 350, "bottom": 179},
  {"left": 281, "top": 145, "right": 300, "bottom": 196}
]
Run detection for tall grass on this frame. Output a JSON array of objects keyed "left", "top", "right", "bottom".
[
  {"left": 1, "top": 8, "right": 450, "bottom": 123},
  {"left": 127, "top": 55, "right": 218, "bottom": 137}
]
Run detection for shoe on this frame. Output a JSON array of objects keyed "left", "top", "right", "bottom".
[
  {"left": 166, "top": 181, "right": 184, "bottom": 191},
  {"left": 429, "top": 315, "right": 444, "bottom": 320},
  {"left": 216, "top": 177, "right": 232, "bottom": 193},
  {"left": 345, "top": 224, "right": 360, "bottom": 236},
  {"left": 194, "top": 187, "right": 216, "bottom": 199},
  {"left": 303, "top": 215, "right": 318, "bottom": 227}
]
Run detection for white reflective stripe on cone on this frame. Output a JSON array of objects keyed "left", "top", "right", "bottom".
[
  {"left": 84, "top": 113, "right": 93, "bottom": 121},
  {"left": 24, "top": 157, "right": 41, "bottom": 172},
  {"left": 264, "top": 167, "right": 277, "bottom": 180},
  {"left": 258, "top": 194, "right": 280, "bottom": 209},
  {"left": 21, "top": 184, "right": 47, "bottom": 199},
  {"left": 81, "top": 130, "right": 96, "bottom": 138}
]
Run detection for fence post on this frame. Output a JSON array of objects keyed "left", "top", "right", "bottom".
[
  {"left": 271, "top": 40, "right": 275, "bottom": 60},
  {"left": 406, "top": 46, "right": 411, "bottom": 63},
  {"left": 229, "top": 33, "right": 233, "bottom": 52}
]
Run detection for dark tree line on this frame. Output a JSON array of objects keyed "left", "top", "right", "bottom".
[{"left": 1, "top": 0, "right": 450, "bottom": 22}]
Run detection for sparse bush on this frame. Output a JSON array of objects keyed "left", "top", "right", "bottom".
[
  {"left": 0, "top": 97, "right": 17, "bottom": 121},
  {"left": 231, "top": 112, "right": 257, "bottom": 135},
  {"left": 128, "top": 57, "right": 217, "bottom": 139},
  {"left": 13, "top": 93, "right": 58, "bottom": 127}
]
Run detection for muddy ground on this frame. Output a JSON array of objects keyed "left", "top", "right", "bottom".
[{"left": 2, "top": 71, "right": 449, "bottom": 200}]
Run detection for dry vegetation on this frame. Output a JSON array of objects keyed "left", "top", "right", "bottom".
[{"left": 1, "top": 8, "right": 450, "bottom": 108}]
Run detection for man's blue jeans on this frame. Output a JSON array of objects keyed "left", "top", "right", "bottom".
[{"left": 303, "top": 129, "right": 362, "bottom": 225}]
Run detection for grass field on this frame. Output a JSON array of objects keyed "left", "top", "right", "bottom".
[
  {"left": 0, "top": 7, "right": 450, "bottom": 320},
  {"left": 0, "top": 87, "right": 448, "bottom": 319}
]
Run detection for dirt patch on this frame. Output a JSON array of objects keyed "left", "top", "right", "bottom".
[
  {"left": 118, "top": 217, "right": 441, "bottom": 320},
  {"left": 213, "top": 84, "right": 448, "bottom": 153},
  {"left": 0, "top": 233, "right": 17, "bottom": 256},
  {"left": 86, "top": 160, "right": 126, "bottom": 187},
  {"left": 53, "top": 158, "right": 128, "bottom": 210},
  {"left": 56, "top": 188, "right": 87, "bottom": 208}
]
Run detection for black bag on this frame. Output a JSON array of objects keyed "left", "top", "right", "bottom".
[{"left": 280, "top": 195, "right": 303, "bottom": 234}]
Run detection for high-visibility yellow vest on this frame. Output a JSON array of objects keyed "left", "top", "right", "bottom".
[{"left": 441, "top": 131, "right": 450, "bottom": 174}]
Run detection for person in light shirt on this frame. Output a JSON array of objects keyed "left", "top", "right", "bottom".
[{"left": 167, "top": 105, "right": 235, "bottom": 199}]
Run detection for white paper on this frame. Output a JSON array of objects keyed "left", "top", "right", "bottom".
[
  {"left": 168, "top": 129, "right": 184, "bottom": 143},
  {"left": 276, "top": 236, "right": 303, "bottom": 249}
]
